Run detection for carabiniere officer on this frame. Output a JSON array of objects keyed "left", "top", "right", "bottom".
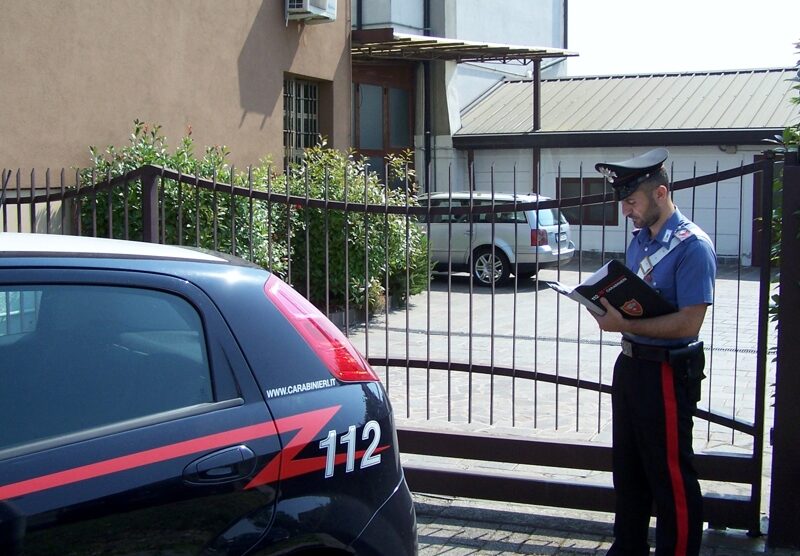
[{"left": 591, "top": 148, "right": 716, "bottom": 556}]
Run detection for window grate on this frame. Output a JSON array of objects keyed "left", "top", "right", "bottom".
[{"left": 283, "top": 78, "right": 319, "bottom": 168}]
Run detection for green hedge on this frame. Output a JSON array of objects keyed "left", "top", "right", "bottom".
[{"left": 79, "top": 121, "right": 429, "bottom": 313}]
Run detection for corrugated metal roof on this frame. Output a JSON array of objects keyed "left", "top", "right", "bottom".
[{"left": 457, "top": 68, "right": 798, "bottom": 136}]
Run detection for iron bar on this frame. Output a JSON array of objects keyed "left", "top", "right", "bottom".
[
  {"left": 1, "top": 169, "right": 9, "bottom": 230},
  {"left": 343, "top": 171, "right": 349, "bottom": 335},
  {"left": 390, "top": 167, "right": 396, "bottom": 390},
  {"left": 16, "top": 170, "right": 21, "bottom": 233},
  {"left": 489, "top": 164, "right": 496, "bottom": 424},
  {"left": 769, "top": 152, "right": 800, "bottom": 548},
  {"left": 404, "top": 165, "right": 410, "bottom": 417},
  {"left": 749, "top": 156, "right": 774, "bottom": 535},
  {"left": 511, "top": 163, "right": 519, "bottom": 427},
  {"left": 90, "top": 168, "right": 97, "bottom": 238},
  {"left": 446, "top": 167, "right": 453, "bottom": 421},
  {"left": 159, "top": 168, "right": 166, "bottom": 244},
  {"left": 177, "top": 171, "right": 184, "bottom": 246},
  {"left": 29, "top": 170, "right": 36, "bottom": 234},
  {"left": 44, "top": 169, "right": 50, "bottom": 234},
  {"left": 230, "top": 167, "right": 236, "bottom": 257},
  {"left": 363, "top": 167, "right": 369, "bottom": 364},
  {"left": 304, "top": 167, "right": 311, "bottom": 299},
  {"left": 247, "top": 167, "right": 254, "bottom": 262},
  {"left": 212, "top": 169, "right": 219, "bottom": 251}
]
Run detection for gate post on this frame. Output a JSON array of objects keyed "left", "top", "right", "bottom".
[
  {"left": 769, "top": 151, "right": 800, "bottom": 549},
  {"left": 140, "top": 166, "right": 159, "bottom": 243}
]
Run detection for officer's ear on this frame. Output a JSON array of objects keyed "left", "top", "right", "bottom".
[{"left": 653, "top": 183, "right": 670, "bottom": 202}]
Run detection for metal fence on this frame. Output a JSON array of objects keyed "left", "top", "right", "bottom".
[{"left": 2, "top": 154, "right": 795, "bottom": 545}]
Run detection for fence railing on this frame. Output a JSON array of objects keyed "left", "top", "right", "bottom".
[{"left": 3, "top": 154, "right": 797, "bottom": 547}]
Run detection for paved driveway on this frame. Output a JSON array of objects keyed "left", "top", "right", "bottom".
[{"left": 349, "top": 255, "right": 768, "bottom": 436}]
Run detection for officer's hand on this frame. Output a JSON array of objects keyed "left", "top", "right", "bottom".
[{"left": 590, "top": 297, "right": 628, "bottom": 333}]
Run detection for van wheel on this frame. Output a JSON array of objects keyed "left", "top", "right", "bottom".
[{"left": 472, "top": 247, "right": 510, "bottom": 287}]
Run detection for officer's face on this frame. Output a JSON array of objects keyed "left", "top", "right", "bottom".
[{"left": 621, "top": 188, "right": 660, "bottom": 230}]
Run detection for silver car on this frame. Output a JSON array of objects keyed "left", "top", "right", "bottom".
[{"left": 418, "top": 192, "right": 575, "bottom": 286}]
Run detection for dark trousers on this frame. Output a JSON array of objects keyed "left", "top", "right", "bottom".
[{"left": 607, "top": 352, "right": 703, "bottom": 556}]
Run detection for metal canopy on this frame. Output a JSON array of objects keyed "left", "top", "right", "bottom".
[{"left": 352, "top": 29, "right": 577, "bottom": 64}]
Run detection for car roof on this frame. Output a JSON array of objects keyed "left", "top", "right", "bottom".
[
  {"left": 0, "top": 232, "right": 230, "bottom": 264},
  {"left": 418, "top": 191, "right": 550, "bottom": 202}
]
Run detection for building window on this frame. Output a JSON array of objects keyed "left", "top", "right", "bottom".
[
  {"left": 352, "top": 63, "right": 414, "bottom": 184},
  {"left": 284, "top": 78, "right": 319, "bottom": 168},
  {"left": 558, "top": 177, "right": 619, "bottom": 226}
]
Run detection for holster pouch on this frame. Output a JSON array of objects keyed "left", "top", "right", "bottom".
[{"left": 669, "top": 341, "right": 706, "bottom": 402}]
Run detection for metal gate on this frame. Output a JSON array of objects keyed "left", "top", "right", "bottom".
[{"left": 2, "top": 154, "right": 792, "bottom": 541}]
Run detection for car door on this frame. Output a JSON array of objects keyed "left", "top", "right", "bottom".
[
  {"left": 0, "top": 268, "right": 280, "bottom": 556},
  {"left": 427, "top": 199, "right": 474, "bottom": 266}
]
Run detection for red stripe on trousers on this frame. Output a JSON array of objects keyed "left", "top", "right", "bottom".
[{"left": 661, "top": 361, "right": 688, "bottom": 556}]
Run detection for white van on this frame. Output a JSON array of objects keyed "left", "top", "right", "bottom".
[{"left": 417, "top": 192, "right": 575, "bottom": 286}]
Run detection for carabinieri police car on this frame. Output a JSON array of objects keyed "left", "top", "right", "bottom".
[{"left": 0, "top": 233, "right": 417, "bottom": 555}]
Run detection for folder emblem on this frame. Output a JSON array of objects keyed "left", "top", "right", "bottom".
[{"left": 621, "top": 299, "right": 644, "bottom": 317}]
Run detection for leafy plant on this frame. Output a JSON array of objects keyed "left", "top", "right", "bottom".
[
  {"left": 764, "top": 40, "right": 800, "bottom": 322},
  {"left": 279, "top": 143, "right": 430, "bottom": 312},
  {"left": 79, "top": 121, "right": 429, "bottom": 315},
  {"left": 79, "top": 120, "right": 287, "bottom": 275}
]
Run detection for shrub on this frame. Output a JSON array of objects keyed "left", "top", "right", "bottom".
[
  {"left": 764, "top": 40, "right": 800, "bottom": 322},
  {"left": 79, "top": 121, "right": 429, "bottom": 314},
  {"left": 280, "top": 143, "right": 430, "bottom": 311},
  {"left": 79, "top": 121, "right": 287, "bottom": 276}
]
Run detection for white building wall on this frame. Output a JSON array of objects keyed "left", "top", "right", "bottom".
[
  {"left": 450, "top": 0, "right": 564, "bottom": 49},
  {"left": 354, "top": 0, "right": 424, "bottom": 34},
  {"left": 466, "top": 146, "right": 760, "bottom": 264},
  {"left": 447, "top": 0, "right": 567, "bottom": 111}
]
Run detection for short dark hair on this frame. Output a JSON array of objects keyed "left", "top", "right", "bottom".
[{"left": 637, "top": 167, "right": 670, "bottom": 194}]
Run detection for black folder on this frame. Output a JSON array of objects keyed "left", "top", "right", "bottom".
[{"left": 545, "top": 259, "right": 677, "bottom": 318}]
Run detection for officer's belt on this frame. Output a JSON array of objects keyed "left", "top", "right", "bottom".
[{"left": 621, "top": 338, "right": 683, "bottom": 362}]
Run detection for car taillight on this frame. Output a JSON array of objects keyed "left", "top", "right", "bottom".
[
  {"left": 531, "top": 229, "right": 548, "bottom": 246},
  {"left": 263, "top": 275, "right": 379, "bottom": 383}
]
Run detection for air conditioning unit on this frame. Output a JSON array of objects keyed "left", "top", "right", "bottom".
[{"left": 287, "top": 0, "right": 337, "bottom": 24}]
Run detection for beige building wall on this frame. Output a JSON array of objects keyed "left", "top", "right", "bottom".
[{"left": 1, "top": 0, "right": 352, "bottom": 173}]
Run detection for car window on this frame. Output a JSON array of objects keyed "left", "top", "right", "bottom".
[
  {"left": 425, "top": 199, "right": 470, "bottom": 224},
  {"left": 469, "top": 200, "right": 527, "bottom": 224},
  {"left": 0, "top": 285, "right": 213, "bottom": 451},
  {"left": 495, "top": 209, "right": 528, "bottom": 224},
  {"left": 534, "top": 208, "right": 566, "bottom": 227}
]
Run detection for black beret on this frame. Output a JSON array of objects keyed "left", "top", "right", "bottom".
[{"left": 595, "top": 148, "right": 669, "bottom": 200}]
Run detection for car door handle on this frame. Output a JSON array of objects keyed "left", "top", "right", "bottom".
[{"left": 183, "top": 445, "right": 257, "bottom": 485}]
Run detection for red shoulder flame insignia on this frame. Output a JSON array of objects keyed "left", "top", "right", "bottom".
[{"left": 621, "top": 299, "right": 644, "bottom": 317}]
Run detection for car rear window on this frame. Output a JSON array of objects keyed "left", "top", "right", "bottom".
[{"left": 0, "top": 285, "right": 213, "bottom": 450}]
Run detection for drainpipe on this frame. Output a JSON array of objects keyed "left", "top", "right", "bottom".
[
  {"left": 423, "top": 0, "right": 432, "bottom": 192},
  {"left": 356, "top": 0, "right": 362, "bottom": 30}
]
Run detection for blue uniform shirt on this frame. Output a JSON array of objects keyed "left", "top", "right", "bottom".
[{"left": 623, "top": 208, "right": 716, "bottom": 347}]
